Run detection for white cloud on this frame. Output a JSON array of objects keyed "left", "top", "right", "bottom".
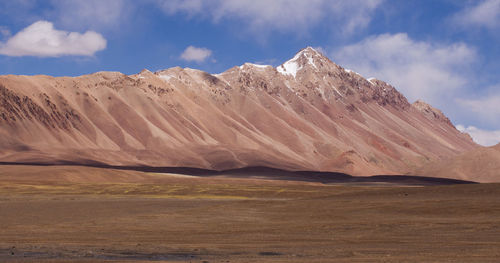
[
  {"left": 156, "top": 0, "right": 382, "bottom": 35},
  {"left": 457, "top": 94, "right": 500, "bottom": 125},
  {"left": 456, "top": 125, "right": 500, "bottom": 146},
  {"left": 0, "top": 1, "right": 128, "bottom": 31},
  {"left": 331, "top": 33, "right": 500, "bottom": 143},
  {"left": 50, "top": 0, "right": 128, "bottom": 30},
  {"left": 0, "top": 21, "right": 106, "bottom": 57},
  {"left": 331, "top": 33, "right": 476, "bottom": 104},
  {"left": 180, "top": 46, "right": 212, "bottom": 63},
  {"left": 158, "top": 0, "right": 203, "bottom": 15},
  {"left": 453, "top": 0, "right": 500, "bottom": 29}
]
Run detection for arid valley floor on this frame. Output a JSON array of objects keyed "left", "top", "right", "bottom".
[{"left": 0, "top": 165, "right": 499, "bottom": 262}]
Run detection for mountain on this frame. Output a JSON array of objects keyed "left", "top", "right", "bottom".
[
  {"left": 0, "top": 47, "right": 477, "bottom": 177},
  {"left": 415, "top": 143, "right": 500, "bottom": 183}
]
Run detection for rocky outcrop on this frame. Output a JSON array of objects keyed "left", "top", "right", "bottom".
[{"left": 412, "top": 100, "right": 453, "bottom": 126}]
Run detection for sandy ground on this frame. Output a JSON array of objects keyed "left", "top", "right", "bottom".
[{"left": 0, "top": 165, "right": 499, "bottom": 262}]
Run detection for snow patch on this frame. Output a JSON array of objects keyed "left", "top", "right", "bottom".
[
  {"left": 367, "top": 78, "right": 376, "bottom": 85},
  {"left": 277, "top": 60, "right": 300, "bottom": 78},
  {"left": 277, "top": 47, "right": 322, "bottom": 78},
  {"left": 277, "top": 49, "right": 305, "bottom": 77},
  {"left": 345, "top": 69, "right": 362, "bottom": 76},
  {"left": 159, "top": 74, "right": 173, "bottom": 81},
  {"left": 240, "top": 63, "right": 271, "bottom": 69},
  {"left": 305, "top": 53, "right": 317, "bottom": 69}
]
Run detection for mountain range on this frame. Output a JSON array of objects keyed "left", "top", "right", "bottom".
[{"left": 1, "top": 47, "right": 493, "bottom": 181}]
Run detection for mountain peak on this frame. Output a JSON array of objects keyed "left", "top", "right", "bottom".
[
  {"left": 276, "top": 47, "right": 331, "bottom": 78},
  {"left": 0, "top": 47, "right": 478, "bottom": 179},
  {"left": 301, "top": 46, "right": 323, "bottom": 56}
]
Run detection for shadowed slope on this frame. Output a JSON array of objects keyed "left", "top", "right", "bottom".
[{"left": 0, "top": 164, "right": 476, "bottom": 186}]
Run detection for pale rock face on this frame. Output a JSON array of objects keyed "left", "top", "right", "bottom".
[{"left": 0, "top": 47, "right": 477, "bottom": 178}]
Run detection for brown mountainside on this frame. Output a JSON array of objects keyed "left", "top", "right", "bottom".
[
  {"left": 416, "top": 143, "right": 500, "bottom": 183},
  {"left": 0, "top": 47, "right": 477, "bottom": 176}
]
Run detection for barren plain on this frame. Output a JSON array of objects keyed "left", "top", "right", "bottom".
[{"left": 0, "top": 165, "right": 499, "bottom": 262}]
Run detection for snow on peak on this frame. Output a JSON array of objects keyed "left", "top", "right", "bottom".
[
  {"left": 303, "top": 46, "right": 321, "bottom": 54},
  {"left": 159, "top": 74, "right": 173, "bottom": 81},
  {"left": 296, "top": 47, "right": 321, "bottom": 61},
  {"left": 277, "top": 60, "right": 300, "bottom": 78},
  {"left": 135, "top": 69, "right": 152, "bottom": 79},
  {"left": 277, "top": 47, "right": 322, "bottom": 77},
  {"left": 304, "top": 52, "right": 318, "bottom": 69},
  {"left": 240, "top": 63, "right": 271, "bottom": 69}
]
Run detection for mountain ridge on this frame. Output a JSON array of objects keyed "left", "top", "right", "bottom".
[{"left": 0, "top": 47, "right": 477, "bottom": 178}]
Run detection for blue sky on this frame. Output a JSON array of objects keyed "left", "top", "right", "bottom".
[{"left": 1, "top": 0, "right": 500, "bottom": 146}]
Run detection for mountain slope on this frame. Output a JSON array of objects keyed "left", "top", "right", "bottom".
[
  {"left": 416, "top": 143, "right": 500, "bottom": 183},
  {"left": 0, "top": 47, "right": 477, "bottom": 176}
]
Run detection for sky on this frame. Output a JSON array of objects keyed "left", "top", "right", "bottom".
[{"left": 0, "top": 0, "right": 499, "bottom": 146}]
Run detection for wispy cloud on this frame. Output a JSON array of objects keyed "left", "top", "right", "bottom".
[
  {"left": 456, "top": 125, "right": 500, "bottom": 146},
  {"left": 156, "top": 0, "right": 383, "bottom": 36},
  {"left": 0, "top": 0, "right": 129, "bottom": 32},
  {"left": 0, "top": 21, "right": 106, "bottom": 57},
  {"left": 331, "top": 33, "right": 476, "bottom": 105},
  {"left": 180, "top": 46, "right": 212, "bottom": 63},
  {"left": 49, "top": 0, "right": 128, "bottom": 31},
  {"left": 452, "top": 0, "right": 500, "bottom": 30},
  {"left": 330, "top": 32, "right": 500, "bottom": 146},
  {"left": 457, "top": 93, "right": 500, "bottom": 126}
]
